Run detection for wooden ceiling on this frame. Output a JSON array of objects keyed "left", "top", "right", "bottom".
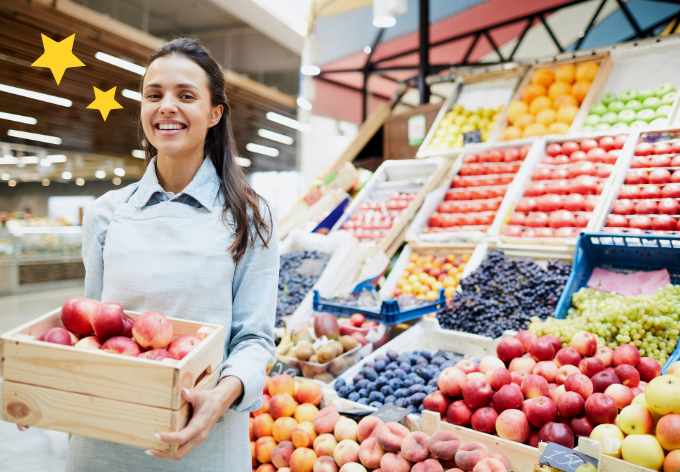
[{"left": 0, "top": 0, "right": 297, "bottom": 175}]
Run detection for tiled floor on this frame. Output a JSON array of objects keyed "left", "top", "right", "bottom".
[{"left": 0, "top": 285, "right": 84, "bottom": 471}]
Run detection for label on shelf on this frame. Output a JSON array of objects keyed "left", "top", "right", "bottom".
[
  {"left": 463, "top": 130, "right": 482, "bottom": 144},
  {"left": 371, "top": 404, "right": 411, "bottom": 423},
  {"left": 269, "top": 359, "right": 301, "bottom": 378},
  {"left": 408, "top": 114, "right": 427, "bottom": 147},
  {"left": 539, "top": 442, "right": 598, "bottom": 472}
]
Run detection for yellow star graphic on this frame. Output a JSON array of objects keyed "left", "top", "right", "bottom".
[
  {"left": 87, "top": 86, "right": 123, "bottom": 121},
  {"left": 31, "top": 34, "right": 85, "bottom": 85}
]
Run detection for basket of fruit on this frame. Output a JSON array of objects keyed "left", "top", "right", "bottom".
[{"left": 0, "top": 297, "right": 225, "bottom": 453}]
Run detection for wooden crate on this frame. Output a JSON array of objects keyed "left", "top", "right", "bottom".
[
  {"left": 0, "top": 308, "right": 225, "bottom": 453},
  {"left": 574, "top": 437, "right": 658, "bottom": 472},
  {"left": 384, "top": 102, "right": 443, "bottom": 161}
]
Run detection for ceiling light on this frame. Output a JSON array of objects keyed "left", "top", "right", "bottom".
[
  {"left": 42, "top": 179, "right": 49, "bottom": 186},
  {"left": 235, "top": 156, "right": 251, "bottom": 167},
  {"left": 1, "top": 173, "right": 9, "bottom": 180},
  {"left": 373, "top": 0, "right": 407, "bottom": 28},
  {"left": 267, "top": 112, "right": 303, "bottom": 130},
  {"left": 47, "top": 154, "right": 67, "bottom": 163},
  {"left": 40, "top": 159, "right": 51, "bottom": 167},
  {"left": 20, "top": 156, "right": 40, "bottom": 164},
  {"left": 114, "top": 167, "right": 126, "bottom": 177},
  {"left": 95, "top": 170, "right": 106, "bottom": 179},
  {"left": 31, "top": 173, "right": 40, "bottom": 180},
  {"left": 61, "top": 171, "right": 72, "bottom": 179},
  {"left": 76, "top": 178, "right": 85, "bottom": 186},
  {"left": 113, "top": 177, "right": 122, "bottom": 185},
  {"left": 246, "top": 143, "right": 279, "bottom": 157},
  {"left": 95, "top": 52, "right": 146, "bottom": 75},
  {"left": 8, "top": 179, "right": 16, "bottom": 187},
  {"left": 0, "top": 111, "right": 37, "bottom": 125},
  {"left": 301, "top": 33, "right": 321, "bottom": 76},
  {"left": 132, "top": 149, "right": 145, "bottom": 159},
  {"left": 0, "top": 156, "right": 18, "bottom": 165},
  {"left": 122, "top": 89, "right": 142, "bottom": 101},
  {"left": 258, "top": 129, "right": 294, "bottom": 145},
  {"left": 0, "top": 84, "right": 72, "bottom": 107},
  {"left": 364, "top": 46, "right": 372, "bottom": 54},
  {"left": 297, "top": 97, "right": 312, "bottom": 111},
  {"left": 8, "top": 130, "right": 62, "bottom": 145},
  {"left": 373, "top": 16, "right": 396, "bottom": 27}
]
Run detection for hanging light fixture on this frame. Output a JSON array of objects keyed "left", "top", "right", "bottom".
[
  {"left": 297, "top": 75, "right": 316, "bottom": 111},
  {"left": 373, "top": 0, "right": 407, "bottom": 28},
  {"left": 300, "top": 32, "right": 321, "bottom": 76}
]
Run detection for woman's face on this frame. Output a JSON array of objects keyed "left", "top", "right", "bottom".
[{"left": 141, "top": 55, "right": 222, "bottom": 158}]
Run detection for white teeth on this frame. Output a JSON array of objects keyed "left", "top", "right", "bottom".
[{"left": 158, "top": 123, "right": 184, "bottom": 130}]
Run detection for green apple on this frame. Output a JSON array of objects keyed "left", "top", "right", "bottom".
[
  {"left": 630, "top": 120, "right": 649, "bottom": 129},
  {"left": 637, "top": 109, "right": 656, "bottom": 123},
  {"left": 656, "top": 105, "right": 672, "bottom": 120},
  {"left": 643, "top": 96, "right": 662, "bottom": 110},
  {"left": 612, "top": 122, "right": 629, "bottom": 130},
  {"left": 608, "top": 101, "right": 626, "bottom": 113},
  {"left": 601, "top": 111, "right": 618, "bottom": 125},
  {"left": 657, "top": 83, "right": 676, "bottom": 98},
  {"left": 582, "top": 125, "right": 594, "bottom": 132},
  {"left": 601, "top": 92, "right": 617, "bottom": 106},
  {"left": 620, "top": 88, "right": 638, "bottom": 102},
  {"left": 617, "top": 109, "right": 637, "bottom": 125},
  {"left": 625, "top": 99, "right": 643, "bottom": 112},
  {"left": 585, "top": 114, "right": 600, "bottom": 126},
  {"left": 590, "top": 103, "right": 608, "bottom": 116},
  {"left": 595, "top": 123, "right": 612, "bottom": 131},
  {"left": 662, "top": 92, "right": 677, "bottom": 106},
  {"left": 637, "top": 89, "right": 655, "bottom": 102},
  {"left": 649, "top": 117, "right": 668, "bottom": 129}
]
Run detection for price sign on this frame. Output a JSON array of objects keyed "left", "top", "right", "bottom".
[
  {"left": 539, "top": 443, "right": 598, "bottom": 472},
  {"left": 408, "top": 114, "right": 427, "bottom": 147},
  {"left": 304, "top": 188, "right": 323, "bottom": 206},
  {"left": 463, "top": 129, "right": 482, "bottom": 144},
  {"left": 269, "top": 359, "right": 300, "bottom": 378},
  {"left": 434, "top": 350, "right": 464, "bottom": 361},
  {"left": 371, "top": 404, "right": 411, "bottom": 424}
]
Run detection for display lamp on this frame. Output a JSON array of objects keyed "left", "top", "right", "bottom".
[
  {"left": 373, "top": 0, "right": 407, "bottom": 28},
  {"left": 300, "top": 32, "right": 321, "bottom": 76}
]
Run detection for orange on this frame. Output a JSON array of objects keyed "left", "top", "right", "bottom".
[
  {"left": 535, "top": 108, "right": 556, "bottom": 126},
  {"left": 547, "top": 121, "right": 570, "bottom": 135},
  {"left": 556, "top": 104, "right": 579, "bottom": 124},
  {"left": 515, "top": 113, "right": 535, "bottom": 130},
  {"left": 575, "top": 62, "right": 599, "bottom": 82},
  {"left": 531, "top": 68, "right": 555, "bottom": 88},
  {"left": 506, "top": 100, "right": 529, "bottom": 125},
  {"left": 572, "top": 80, "right": 591, "bottom": 104},
  {"left": 522, "top": 84, "right": 546, "bottom": 104},
  {"left": 553, "top": 94, "right": 578, "bottom": 109},
  {"left": 529, "top": 96, "right": 553, "bottom": 115},
  {"left": 501, "top": 126, "right": 522, "bottom": 141},
  {"left": 548, "top": 81, "right": 572, "bottom": 100},
  {"left": 522, "top": 123, "right": 547, "bottom": 138},
  {"left": 555, "top": 64, "right": 576, "bottom": 84}
]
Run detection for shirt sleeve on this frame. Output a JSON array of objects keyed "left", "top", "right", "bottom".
[
  {"left": 220, "top": 217, "right": 279, "bottom": 412},
  {"left": 82, "top": 208, "right": 105, "bottom": 301}
]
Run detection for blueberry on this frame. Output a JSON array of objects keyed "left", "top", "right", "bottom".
[
  {"left": 402, "top": 378, "right": 415, "bottom": 388},
  {"left": 369, "top": 401, "right": 383, "bottom": 409},
  {"left": 383, "top": 371, "right": 394, "bottom": 380},
  {"left": 338, "top": 386, "right": 352, "bottom": 398},
  {"left": 375, "top": 355, "right": 390, "bottom": 363},
  {"left": 369, "top": 391, "right": 385, "bottom": 403},
  {"left": 380, "top": 385, "right": 395, "bottom": 396},
  {"left": 431, "top": 356, "right": 446, "bottom": 366},
  {"left": 397, "top": 355, "right": 410, "bottom": 364},
  {"left": 405, "top": 405, "right": 417, "bottom": 414},
  {"left": 399, "top": 363, "right": 412, "bottom": 374},
  {"left": 358, "top": 388, "right": 369, "bottom": 398},
  {"left": 387, "top": 350, "right": 399, "bottom": 361},
  {"left": 407, "top": 384, "right": 424, "bottom": 396},
  {"left": 406, "top": 372, "right": 420, "bottom": 379},
  {"left": 385, "top": 362, "right": 399, "bottom": 371},
  {"left": 410, "top": 392, "right": 427, "bottom": 405},
  {"left": 353, "top": 373, "right": 365, "bottom": 383},
  {"left": 412, "top": 350, "right": 420, "bottom": 355},
  {"left": 415, "top": 368, "right": 433, "bottom": 381},
  {"left": 395, "top": 397, "right": 405, "bottom": 407},
  {"left": 374, "top": 360, "right": 387, "bottom": 372},
  {"left": 358, "top": 398, "right": 369, "bottom": 405},
  {"left": 409, "top": 356, "right": 419, "bottom": 366},
  {"left": 411, "top": 376, "right": 425, "bottom": 385},
  {"left": 388, "top": 378, "right": 403, "bottom": 390},
  {"left": 418, "top": 404, "right": 425, "bottom": 413},
  {"left": 362, "top": 367, "right": 378, "bottom": 382},
  {"left": 384, "top": 395, "right": 396, "bottom": 405},
  {"left": 334, "top": 378, "right": 346, "bottom": 389},
  {"left": 393, "top": 369, "right": 406, "bottom": 378},
  {"left": 427, "top": 378, "right": 439, "bottom": 387},
  {"left": 420, "top": 351, "right": 432, "bottom": 361},
  {"left": 364, "top": 361, "right": 375, "bottom": 369},
  {"left": 348, "top": 392, "right": 360, "bottom": 402},
  {"left": 416, "top": 357, "right": 429, "bottom": 366},
  {"left": 394, "top": 388, "right": 408, "bottom": 398},
  {"left": 375, "top": 376, "right": 388, "bottom": 390},
  {"left": 366, "top": 382, "right": 377, "bottom": 393},
  {"left": 440, "top": 360, "right": 457, "bottom": 369},
  {"left": 424, "top": 386, "right": 437, "bottom": 394},
  {"left": 356, "top": 379, "right": 370, "bottom": 390}
]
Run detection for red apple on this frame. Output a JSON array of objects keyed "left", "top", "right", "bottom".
[
  {"left": 423, "top": 391, "right": 451, "bottom": 417},
  {"left": 511, "top": 370, "right": 530, "bottom": 386},
  {"left": 101, "top": 336, "right": 142, "bottom": 356},
  {"left": 604, "top": 384, "right": 634, "bottom": 409},
  {"left": 556, "top": 365, "right": 581, "bottom": 386},
  {"left": 496, "top": 409, "right": 531, "bottom": 443},
  {"left": 486, "top": 367, "right": 512, "bottom": 391},
  {"left": 496, "top": 338, "right": 524, "bottom": 363},
  {"left": 463, "top": 379, "right": 493, "bottom": 409},
  {"left": 570, "top": 416, "right": 595, "bottom": 437},
  {"left": 533, "top": 361, "right": 558, "bottom": 383},
  {"left": 351, "top": 331, "right": 368, "bottom": 346},
  {"left": 456, "top": 359, "right": 480, "bottom": 375},
  {"left": 591, "top": 370, "right": 622, "bottom": 393},
  {"left": 350, "top": 314, "right": 365, "bottom": 327},
  {"left": 132, "top": 311, "right": 174, "bottom": 350},
  {"left": 540, "top": 335, "right": 563, "bottom": 353},
  {"left": 565, "top": 374, "right": 593, "bottom": 400},
  {"left": 493, "top": 384, "right": 524, "bottom": 413},
  {"left": 138, "top": 349, "right": 173, "bottom": 361},
  {"left": 570, "top": 331, "right": 597, "bottom": 356},
  {"left": 538, "top": 422, "right": 574, "bottom": 449},
  {"left": 167, "top": 334, "right": 201, "bottom": 360},
  {"left": 530, "top": 339, "right": 555, "bottom": 362},
  {"left": 471, "top": 407, "right": 499, "bottom": 434},
  {"left": 521, "top": 374, "right": 550, "bottom": 399},
  {"left": 90, "top": 302, "right": 126, "bottom": 341},
  {"left": 636, "top": 357, "right": 662, "bottom": 382},
  {"left": 122, "top": 314, "right": 134, "bottom": 338},
  {"left": 515, "top": 330, "right": 537, "bottom": 353},
  {"left": 578, "top": 357, "right": 605, "bottom": 377},
  {"left": 44, "top": 327, "right": 75, "bottom": 346},
  {"left": 74, "top": 336, "right": 103, "bottom": 350},
  {"left": 525, "top": 396, "right": 558, "bottom": 428},
  {"left": 612, "top": 344, "right": 641, "bottom": 367},
  {"left": 594, "top": 346, "right": 614, "bottom": 367},
  {"left": 447, "top": 399, "right": 473, "bottom": 426},
  {"left": 615, "top": 364, "right": 640, "bottom": 387},
  {"left": 584, "top": 393, "right": 618, "bottom": 424},
  {"left": 555, "top": 347, "right": 581, "bottom": 367},
  {"left": 61, "top": 296, "right": 100, "bottom": 336},
  {"left": 556, "top": 391, "right": 585, "bottom": 418}
]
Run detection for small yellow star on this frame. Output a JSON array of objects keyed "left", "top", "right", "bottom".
[
  {"left": 87, "top": 86, "right": 123, "bottom": 121},
  {"left": 31, "top": 34, "right": 85, "bottom": 85}
]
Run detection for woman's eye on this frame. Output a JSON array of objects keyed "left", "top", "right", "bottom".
[
  {"left": 181, "top": 94, "right": 195, "bottom": 100},
  {"left": 147, "top": 93, "right": 161, "bottom": 99}
]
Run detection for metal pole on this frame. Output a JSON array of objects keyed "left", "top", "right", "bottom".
[{"left": 418, "top": 0, "right": 430, "bottom": 105}]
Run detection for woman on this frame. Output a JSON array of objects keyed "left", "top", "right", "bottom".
[{"left": 66, "top": 38, "right": 278, "bottom": 470}]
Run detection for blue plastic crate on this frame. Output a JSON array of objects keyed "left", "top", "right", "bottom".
[
  {"left": 554, "top": 232, "right": 680, "bottom": 372},
  {"left": 312, "top": 289, "right": 446, "bottom": 325}
]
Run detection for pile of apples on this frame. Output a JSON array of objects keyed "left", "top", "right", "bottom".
[
  {"left": 252, "top": 373, "right": 511, "bottom": 472},
  {"left": 426, "top": 145, "right": 531, "bottom": 234},
  {"left": 605, "top": 139, "right": 680, "bottom": 233},
  {"left": 341, "top": 193, "right": 415, "bottom": 242},
  {"left": 38, "top": 296, "right": 200, "bottom": 361},
  {"left": 393, "top": 251, "right": 471, "bottom": 301},
  {"left": 502, "top": 135, "right": 627, "bottom": 238}
]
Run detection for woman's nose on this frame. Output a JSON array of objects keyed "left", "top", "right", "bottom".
[{"left": 159, "top": 95, "right": 178, "bottom": 115}]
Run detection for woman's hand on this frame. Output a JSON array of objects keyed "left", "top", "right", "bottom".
[{"left": 146, "top": 376, "right": 243, "bottom": 461}]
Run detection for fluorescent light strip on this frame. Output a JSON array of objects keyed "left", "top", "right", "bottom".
[
  {"left": 266, "top": 112, "right": 301, "bottom": 129},
  {"left": 0, "top": 156, "right": 18, "bottom": 165},
  {"left": 132, "top": 149, "right": 145, "bottom": 159},
  {"left": 297, "top": 97, "right": 312, "bottom": 111},
  {"left": 122, "top": 89, "right": 142, "bottom": 101},
  {"left": 235, "top": 157, "right": 251, "bottom": 167},
  {"left": 0, "top": 112, "right": 37, "bottom": 125},
  {"left": 40, "top": 159, "right": 51, "bottom": 167},
  {"left": 47, "top": 154, "right": 67, "bottom": 163},
  {"left": 114, "top": 167, "right": 126, "bottom": 177},
  {"left": 95, "top": 52, "right": 146, "bottom": 75},
  {"left": 95, "top": 170, "right": 106, "bottom": 179},
  {"left": 258, "top": 129, "right": 294, "bottom": 145},
  {"left": 0, "top": 84, "right": 72, "bottom": 107},
  {"left": 20, "top": 156, "right": 40, "bottom": 164},
  {"left": 61, "top": 171, "right": 72, "bottom": 179},
  {"left": 8, "top": 130, "right": 62, "bottom": 145},
  {"left": 246, "top": 143, "right": 279, "bottom": 157}
]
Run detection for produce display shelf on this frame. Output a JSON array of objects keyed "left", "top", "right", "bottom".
[
  {"left": 312, "top": 288, "right": 446, "bottom": 325},
  {"left": 554, "top": 232, "right": 680, "bottom": 371}
]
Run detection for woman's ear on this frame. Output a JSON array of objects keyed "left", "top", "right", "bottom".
[{"left": 209, "top": 105, "right": 224, "bottom": 128}]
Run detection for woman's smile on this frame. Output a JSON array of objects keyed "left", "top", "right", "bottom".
[{"left": 154, "top": 119, "right": 188, "bottom": 137}]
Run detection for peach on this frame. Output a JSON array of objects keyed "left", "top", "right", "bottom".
[
  {"left": 249, "top": 417, "right": 255, "bottom": 441},
  {"left": 357, "top": 415, "right": 384, "bottom": 442},
  {"left": 358, "top": 437, "right": 385, "bottom": 469},
  {"left": 270, "top": 374, "right": 296, "bottom": 397},
  {"left": 313, "top": 433, "right": 338, "bottom": 457},
  {"left": 298, "top": 381, "right": 323, "bottom": 405},
  {"left": 253, "top": 413, "right": 275, "bottom": 438},
  {"left": 472, "top": 458, "right": 507, "bottom": 472},
  {"left": 264, "top": 375, "right": 271, "bottom": 395},
  {"left": 412, "top": 459, "right": 445, "bottom": 472},
  {"left": 333, "top": 439, "right": 360, "bottom": 467},
  {"left": 485, "top": 367, "right": 512, "bottom": 391},
  {"left": 294, "top": 380, "right": 300, "bottom": 401},
  {"left": 533, "top": 361, "right": 558, "bottom": 383},
  {"left": 428, "top": 430, "right": 461, "bottom": 460},
  {"left": 380, "top": 452, "right": 412, "bottom": 472},
  {"left": 509, "top": 356, "right": 536, "bottom": 373},
  {"left": 479, "top": 356, "right": 505, "bottom": 374},
  {"left": 272, "top": 441, "right": 295, "bottom": 469},
  {"left": 438, "top": 367, "right": 468, "bottom": 397},
  {"left": 255, "top": 436, "right": 277, "bottom": 464},
  {"left": 556, "top": 365, "right": 581, "bottom": 385},
  {"left": 296, "top": 403, "right": 320, "bottom": 423},
  {"left": 291, "top": 447, "right": 318, "bottom": 472},
  {"left": 253, "top": 394, "right": 271, "bottom": 417},
  {"left": 664, "top": 449, "right": 680, "bottom": 472},
  {"left": 313, "top": 456, "right": 339, "bottom": 472},
  {"left": 270, "top": 393, "right": 297, "bottom": 419},
  {"left": 314, "top": 407, "right": 341, "bottom": 434},
  {"left": 339, "top": 464, "right": 366, "bottom": 472},
  {"left": 292, "top": 421, "right": 317, "bottom": 448},
  {"left": 455, "top": 442, "right": 490, "bottom": 471},
  {"left": 273, "top": 416, "right": 299, "bottom": 442},
  {"left": 334, "top": 417, "right": 358, "bottom": 442},
  {"left": 656, "top": 414, "right": 680, "bottom": 451},
  {"left": 401, "top": 431, "right": 430, "bottom": 462},
  {"left": 490, "top": 453, "right": 508, "bottom": 469},
  {"left": 257, "top": 464, "right": 276, "bottom": 472},
  {"left": 251, "top": 440, "right": 258, "bottom": 468},
  {"left": 376, "top": 422, "right": 410, "bottom": 452}
]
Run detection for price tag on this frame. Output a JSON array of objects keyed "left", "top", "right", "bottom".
[
  {"left": 304, "top": 188, "right": 323, "bottom": 206},
  {"left": 269, "top": 359, "right": 300, "bottom": 378},
  {"left": 434, "top": 350, "right": 464, "bottom": 361},
  {"left": 408, "top": 114, "right": 427, "bottom": 147},
  {"left": 463, "top": 129, "right": 482, "bottom": 144},
  {"left": 539, "top": 443, "right": 598, "bottom": 472},
  {"left": 371, "top": 404, "right": 411, "bottom": 424}
]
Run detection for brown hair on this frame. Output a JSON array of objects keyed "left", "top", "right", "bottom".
[{"left": 139, "top": 37, "right": 272, "bottom": 263}]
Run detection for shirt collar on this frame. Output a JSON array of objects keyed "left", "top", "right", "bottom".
[{"left": 135, "top": 156, "right": 221, "bottom": 211}]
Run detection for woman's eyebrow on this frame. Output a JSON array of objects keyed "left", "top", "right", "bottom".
[{"left": 143, "top": 83, "right": 199, "bottom": 91}]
